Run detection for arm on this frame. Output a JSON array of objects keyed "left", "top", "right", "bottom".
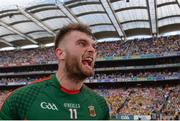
[
  {"left": 103, "top": 99, "right": 110, "bottom": 120},
  {"left": 0, "top": 94, "right": 18, "bottom": 120},
  {"left": 97, "top": 95, "right": 110, "bottom": 120}
]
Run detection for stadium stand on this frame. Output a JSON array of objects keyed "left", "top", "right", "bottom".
[
  {"left": 0, "top": 36, "right": 180, "bottom": 120},
  {"left": 0, "top": 0, "right": 180, "bottom": 120},
  {"left": 94, "top": 83, "right": 180, "bottom": 120},
  {"left": 0, "top": 36, "right": 179, "bottom": 66}
]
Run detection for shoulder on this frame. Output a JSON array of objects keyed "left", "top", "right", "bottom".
[
  {"left": 12, "top": 76, "right": 51, "bottom": 97},
  {"left": 1, "top": 75, "right": 52, "bottom": 110},
  {"left": 83, "top": 85, "right": 107, "bottom": 105},
  {"left": 83, "top": 85, "right": 110, "bottom": 119},
  {"left": 83, "top": 85, "right": 99, "bottom": 97},
  {"left": 0, "top": 75, "right": 52, "bottom": 119}
]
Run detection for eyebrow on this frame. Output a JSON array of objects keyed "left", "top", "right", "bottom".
[
  {"left": 77, "top": 38, "right": 96, "bottom": 44},
  {"left": 77, "top": 39, "right": 87, "bottom": 42}
]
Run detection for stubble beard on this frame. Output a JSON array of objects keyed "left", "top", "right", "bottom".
[{"left": 65, "top": 54, "right": 94, "bottom": 82}]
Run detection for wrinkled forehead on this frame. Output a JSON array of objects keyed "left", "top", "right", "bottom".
[{"left": 65, "top": 30, "right": 96, "bottom": 43}]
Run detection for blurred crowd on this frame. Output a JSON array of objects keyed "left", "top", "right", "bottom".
[
  {"left": 87, "top": 70, "right": 180, "bottom": 82},
  {"left": 95, "top": 84, "right": 180, "bottom": 119},
  {"left": 0, "top": 75, "right": 50, "bottom": 85},
  {"left": 0, "top": 70, "right": 179, "bottom": 84},
  {"left": 96, "top": 35, "right": 180, "bottom": 57},
  {"left": 0, "top": 77, "right": 40, "bottom": 84},
  {"left": 0, "top": 35, "right": 179, "bottom": 65},
  {"left": 162, "top": 85, "right": 180, "bottom": 117},
  {"left": 0, "top": 90, "right": 11, "bottom": 106},
  {"left": 0, "top": 35, "right": 180, "bottom": 119},
  {"left": 0, "top": 83, "right": 179, "bottom": 119},
  {"left": 0, "top": 47, "right": 56, "bottom": 65}
]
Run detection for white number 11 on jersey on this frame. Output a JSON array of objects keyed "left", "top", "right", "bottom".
[{"left": 69, "top": 108, "right": 77, "bottom": 119}]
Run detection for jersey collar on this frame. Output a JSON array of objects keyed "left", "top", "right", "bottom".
[{"left": 51, "top": 74, "right": 81, "bottom": 95}]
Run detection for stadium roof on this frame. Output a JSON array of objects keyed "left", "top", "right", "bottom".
[{"left": 0, "top": 0, "right": 180, "bottom": 50}]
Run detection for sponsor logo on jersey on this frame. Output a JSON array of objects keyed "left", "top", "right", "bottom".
[
  {"left": 40, "top": 102, "right": 58, "bottom": 111},
  {"left": 64, "top": 103, "right": 80, "bottom": 109},
  {"left": 88, "top": 106, "right": 96, "bottom": 117}
]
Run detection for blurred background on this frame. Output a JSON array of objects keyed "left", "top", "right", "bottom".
[{"left": 0, "top": 0, "right": 179, "bottom": 120}]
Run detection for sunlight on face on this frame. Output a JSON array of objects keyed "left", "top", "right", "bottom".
[{"left": 63, "top": 31, "right": 96, "bottom": 80}]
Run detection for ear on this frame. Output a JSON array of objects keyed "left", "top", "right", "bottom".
[{"left": 55, "top": 48, "right": 65, "bottom": 60}]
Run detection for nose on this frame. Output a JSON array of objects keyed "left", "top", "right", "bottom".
[{"left": 87, "top": 45, "right": 96, "bottom": 54}]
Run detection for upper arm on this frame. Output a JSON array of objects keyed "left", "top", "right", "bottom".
[
  {"left": 0, "top": 95, "right": 16, "bottom": 120},
  {"left": 103, "top": 99, "right": 110, "bottom": 120},
  {"left": 95, "top": 94, "right": 110, "bottom": 120}
]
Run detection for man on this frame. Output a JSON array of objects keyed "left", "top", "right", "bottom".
[{"left": 0, "top": 23, "right": 110, "bottom": 120}]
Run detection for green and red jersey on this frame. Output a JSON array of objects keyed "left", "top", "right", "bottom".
[{"left": 0, "top": 74, "right": 109, "bottom": 120}]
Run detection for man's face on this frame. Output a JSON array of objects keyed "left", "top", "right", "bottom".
[{"left": 60, "top": 31, "right": 96, "bottom": 80}]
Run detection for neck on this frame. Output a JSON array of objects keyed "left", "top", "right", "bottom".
[{"left": 56, "top": 66, "right": 84, "bottom": 91}]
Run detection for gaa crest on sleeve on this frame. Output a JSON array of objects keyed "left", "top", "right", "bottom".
[{"left": 88, "top": 106, "right": 96, "bottom": 117}]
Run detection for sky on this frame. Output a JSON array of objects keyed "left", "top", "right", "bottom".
[
  {"left": 0, "top": 0, "right": 36, "bottom": 7},
  {"left": 0, "top": 0, "right": 57, "bottom": 9}
]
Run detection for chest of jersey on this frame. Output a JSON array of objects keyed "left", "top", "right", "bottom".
[{"left": 25, "top": 86, "right": 104, "bottom": 120}]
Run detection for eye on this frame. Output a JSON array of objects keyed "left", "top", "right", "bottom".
[
  {"left": 78, "top": 41, "right": 86, "bottom": 47},
  {"left": 80, "top": 42, "right": 85, "bottom": 46}
]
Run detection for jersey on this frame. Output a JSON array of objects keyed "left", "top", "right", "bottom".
[{"left": 0, "top": 74, "right": 109, "bottom": 120}]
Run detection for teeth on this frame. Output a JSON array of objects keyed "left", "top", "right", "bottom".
[
  {"left": 82, "top": 57, "right": 93, "bottom": 67},
  {"left": 83, "top": 59, "right": 92, "bottom": 62},
  {"left": 86, "top": 57, "right": 93, "bottom": 61}
]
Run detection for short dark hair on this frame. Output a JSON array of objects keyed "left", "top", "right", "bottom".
[{"left": 54, "top": 23, "right": 94, "bottom": 50}]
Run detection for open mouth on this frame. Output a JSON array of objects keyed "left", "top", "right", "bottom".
[{"left": 82, "top": 57, "right": 93, "bottom": 69}]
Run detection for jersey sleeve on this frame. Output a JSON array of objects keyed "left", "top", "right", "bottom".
[
  {"left": 95, "top": 94, "right": 110, "bottom": 120},
  {"left": 0, "top": 92, "right": 19, "bottom": 120},
  {"left": 0, "top": 84, "right": 42, "bottom": 120},
  {"left": 84, "top": 86, "right": 110, "bottom": 120},
  {"left": 101, "top": 97, "right": 110, "bottom": 120}
]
